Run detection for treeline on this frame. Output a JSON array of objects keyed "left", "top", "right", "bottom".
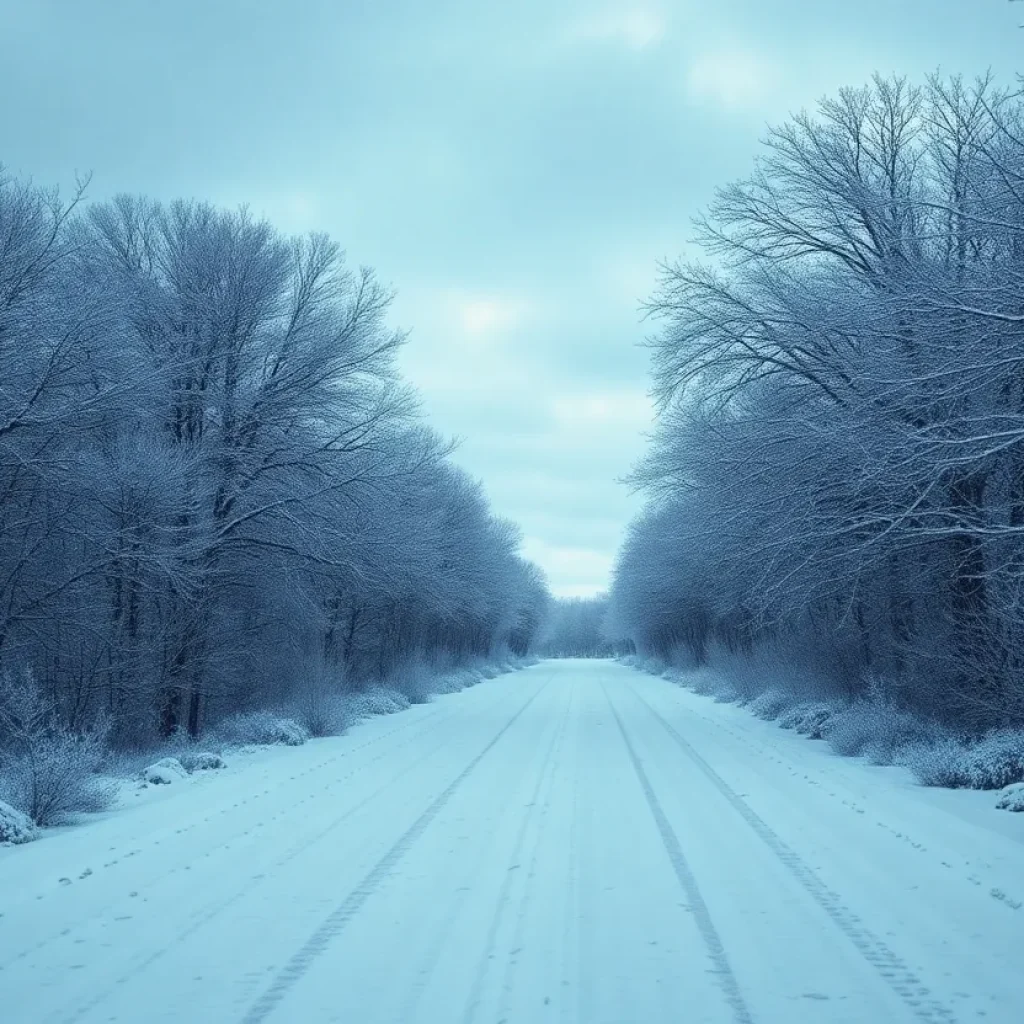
[
  {"left": 0, "top": 173, "right": 549, "bottom": 748},
  {"left": 537, "top": 596, "right": 615, "bottom": 657},
  {"left": 609, "top": 73, "right": 1024, "bottom": 733}
]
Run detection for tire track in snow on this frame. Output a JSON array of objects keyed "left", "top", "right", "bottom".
[
  {"left": 602, "top": 682, "right": 755, "bottom": 1024},
  {"left": 56, "top": 724, "right": 472, "bottom": 1024},
  {"left": 562, "top": 697, "right": 582, "bottom": 1024},
  {"left": 46, "top": 688, "right": 525, "bottom": 1024},
  {"left": 239, "top": 679, "right": 550, "bottom": 1024},
  {"left": 461, "top": 680, "right": 574, "bottom": 1024},
  {"left": 625, "top": 680, "right": 960, "bottom": 1024},
  {"left": 11, "top": 703, "right": 460, "bottom": 976}
]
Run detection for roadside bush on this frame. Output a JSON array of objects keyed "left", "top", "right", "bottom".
[
  {"left": 213, "top": 711, "right": 309, "bottom": 748},
  {"left": 823, "top": 694, "right": 943, "bottom": 764},
  {"left": 957, "top": 729, "right": 1024, "bottom": 789},
  {"left": 290, "top": 661, "right": 351, "bottom": 738},
  {"left": 661, "top": 667, "right": 689, "bottom": 685},
  {"left": 178, "top": 751, "right": 226, "bottom": 772},
  {"left": 748, "top": 691, "right": 794, "bottom": 721},
  {"left": 0, "top": 730, "right": 117, "bottom": 825},
  {"left": 778, "top": 701, "right": 837, "bottom": 740},
  {"left": 387, "top": 661, "right": 436, "bottom": 704},
  {"left": 900, "top": 737, "right": 972, "bottom": 788},
  {"left": 901, "top": 729, "right": 1024, "bottom": 790},
  {"left": 996, "top": 783, "right": 1024, "bottom": 811},
  {"left": 0, "top": 670, "right": 116, "bottom": 825},
  {"left": 431, "top": 667, "right": 487, "bottom": 695},
  {"left": 346, "top": 688, "right": 410, "bottom": 720},
  {"left": 0, "top": 799, "right": 38, "bottom": 844},
  {"left": 690, "top": 669, "right": 732, "bottom": 698},
  {"left": 142, "top": 757, "right": 188, "bottom": 785}
]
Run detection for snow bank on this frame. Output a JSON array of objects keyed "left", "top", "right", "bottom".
[
  {"left": 996, "top": 782, "right": 1024, "bottom": 812},
  {"left": 178, "top": 751, "right": 226, "bottom": 772},
  {"left": 0, "top": 799, "right": 37, "bottom": 844},
  {"left": 631, "top": 659, "right": 1024, "bottom": 799},
  {"left": 140, "top": 752, "right": 225, "bottom": 785},
  {"left": 142, "top": 758, "right": 189, "bottom": 785}
]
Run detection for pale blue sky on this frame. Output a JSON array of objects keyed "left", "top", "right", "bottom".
[{"left": 1, "top": 0, "right": 1019, "bottom": 594}]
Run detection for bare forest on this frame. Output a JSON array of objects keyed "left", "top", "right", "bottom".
[
  {"left": 608, "top": 74, "right": 1024, "bottom": 782},
  {"left": 0, "top": 179, "right": 549, "bottom": 823}
]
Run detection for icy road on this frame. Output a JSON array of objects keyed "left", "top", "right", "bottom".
[{"left": 3, "top": 660, "right": 1024, "bottom": 1024}]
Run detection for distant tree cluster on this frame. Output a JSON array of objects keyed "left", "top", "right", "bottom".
[
  {"left": 609, "top": 73, "right": 1024, "bottom": 732},
  {"left": 538, "top": 596, "right": 615, "bottom": 658},
  {"left": 0, "top": 174, "right": 549, "bottom": 747}
]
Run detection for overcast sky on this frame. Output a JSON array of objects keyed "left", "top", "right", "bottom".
[{"left": 1, "top": 0, "right": 1020, "bottom": 595}]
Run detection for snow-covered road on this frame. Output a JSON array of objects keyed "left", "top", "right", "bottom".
[{"left": 3, "top": 659, "right": 1023, "bottom": 1023}]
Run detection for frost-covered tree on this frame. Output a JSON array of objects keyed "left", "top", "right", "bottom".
[
  {"left": 0, "top": 175, "right": 547, "bottom": 750},
  {"left": 537, "top": 596, "right": 612, "bottom": 657},
  {"left": 611, "top": 73, "right": 1024, "bottom": 730}
]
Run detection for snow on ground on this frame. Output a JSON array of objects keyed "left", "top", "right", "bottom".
[{"left": 2, "top": 660, "right": 1023, "bottom": 1023}]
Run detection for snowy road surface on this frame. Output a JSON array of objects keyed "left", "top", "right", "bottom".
[{"left": 3, "top": 660, "right": 1024, "bottom": 1023}]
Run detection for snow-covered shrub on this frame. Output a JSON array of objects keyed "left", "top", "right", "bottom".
[
  {"left": 177, "top": 751, "right": 226, "bottom": 772},
  {"left": 213, "top": 711, "right": 309, "bottom": 748},
  {"left": 823, "top": 697, "right": 940, "bottom": 764},
  {"left": 996, "top": 782, "right": 1024, "bottom": 812},
  {"left": 900, "top": 737, "right": 972, "bottom": 788},
  {"left": 900, "top": 730, "right": 1024, "bottom": 790},
  {"left": 778, "top": 702, "right": 837, "bottom": 739},
  {"left": 387, "top": 661, "right": 437, "bottom": 704},
  {"left": 0, "top": 669, "right": 117, "bottom": 825},
  {"left": 956, "top": 729, "right": 1024, "bottom": 790},
  {"left": 289, "top": 662, "right": 351, "bottom": 738},
  {"left": 685, "top": 667, "right": 741, "bottom": 702},
  {"left": 142, "top": 757, "right": 188, "bottom": 785},
  {"left": 0, "top": 799, "right": 37, "bottom": 844},
  {"left": 641, "top": 657, "right": 668, "bottom": 676},
  {"left": 431, "top": 670, "right": 475, "bottom": 695},
  {"left": 0, "top": 737, "right": 117, "bottom": 825},
  {"left": 345, "top": 688, "right": 410, "bottom": 720},
  {"left": 747, "top": 690, "right": 793, "bottom": 721}
]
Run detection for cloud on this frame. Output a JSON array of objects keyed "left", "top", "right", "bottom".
[
  {"left": 456, "top": 295, "right": 524, "bottom": 337},
  {"left": 395, "top": 288, "right": 538, "bottom": 399},
  {"left": 564, "top": 5, "right": 667, "bottom": 51},
  {"left": 551, "top": 390, "right": 652, "bottom": 431},
  {"left": 520, "top": 537, "right": 614, "bottom": 598},
  {"left": 685, "top": 48, "right": 780, "bottom": 110}
]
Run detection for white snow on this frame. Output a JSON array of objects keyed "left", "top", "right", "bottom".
[
  {"left": 2, "top": 660, "right": 1023, "bottom": 1023},
  {"left": 0, "top": 798, "right": 37, "bottom": 845},
  {"left": 140, "top": 757, "right": 189, "bottom": 785},
  {"left": 996, "top": 782, "right": 1024, "bottom": 812},
  {"left": 178, "top": 750, "right": 227, "bottom": 772}
]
